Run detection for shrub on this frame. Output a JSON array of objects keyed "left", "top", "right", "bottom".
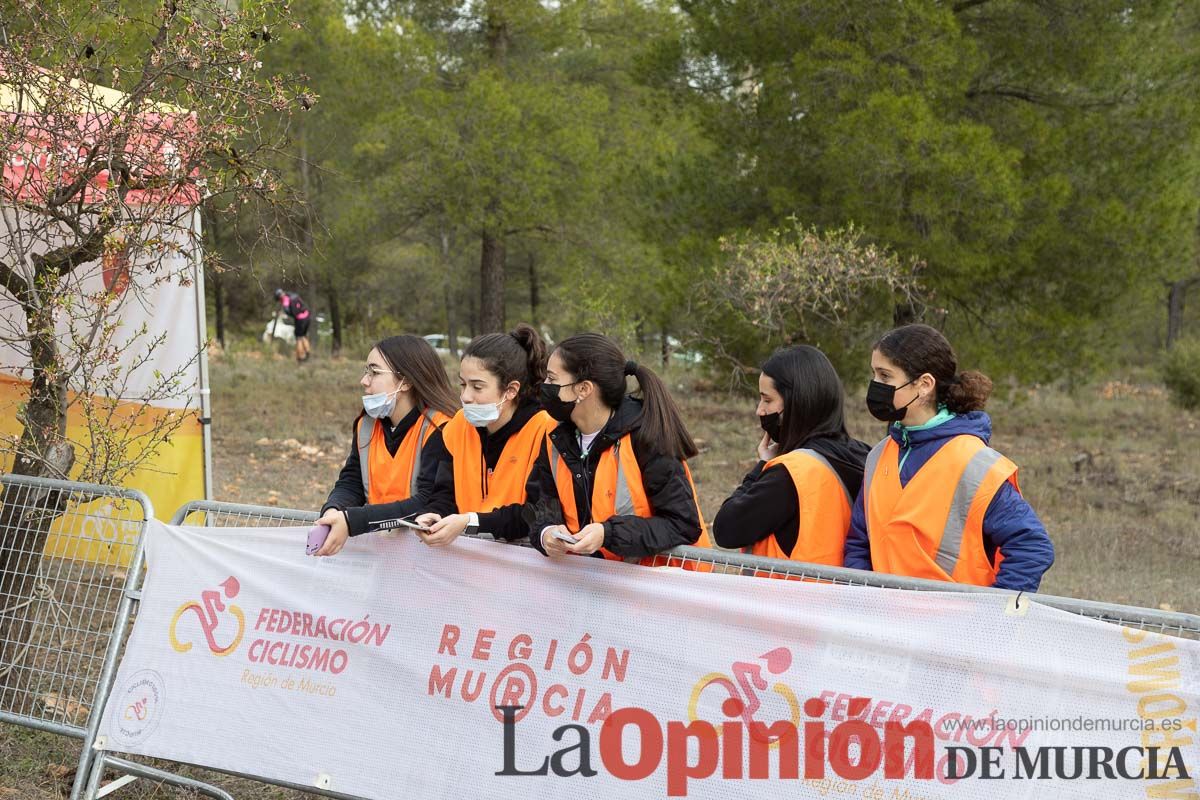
[{"left": 1162, "top": 338, "right": 1200, "bottom": 410}]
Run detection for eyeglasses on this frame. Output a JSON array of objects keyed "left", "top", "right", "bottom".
[{"left": 362, "top": 365, "right": 399, "bottom": 379}]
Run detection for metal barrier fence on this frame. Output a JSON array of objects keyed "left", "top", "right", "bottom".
[
  {"left": 165, "top": 500, "right": 1200, "bottom": 640},
  {"left": 34, "top": 496, "right": 1200, "bottom": 799},
  {"left": 83, "top": 499, "right": 366, "bottom": 800},
  {"left": 653, "top": 545, "right": 1200, "bottom": 640},
  {"left": 0, "top": 473, "right": 232, "bottom": 800}
]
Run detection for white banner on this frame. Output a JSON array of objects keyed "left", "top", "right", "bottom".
[
  {"left": 98, "top": 522, "right": 1200, "bottom": 799},
  {"left": 0, "top": 207, "right": 201, "bottom": 409}
]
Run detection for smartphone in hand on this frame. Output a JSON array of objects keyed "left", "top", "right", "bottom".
[
  {"left": 552, "top": 529, "right": 579, "bottom": 544},
  {"left": 306, "top": 524, "right": 331, "bottom": 555},
  {"left": 370, "top": 517, "right": 431, "bottom": 534}
]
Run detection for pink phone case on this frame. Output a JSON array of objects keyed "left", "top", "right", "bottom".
[{"left": 306, "top": 524, "right": 331, "bottom": 555}]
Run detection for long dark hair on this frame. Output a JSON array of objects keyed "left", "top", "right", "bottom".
[
  {"left": 462, "top": 323, "right": 547, "bottom": 403},
  {"left": 761, "top": 345, "right": 848, "bottom": 452},
  {"left": 374, "top": 335, "right": 460, "bottom": 417},
  {"left": 554, "top": 332, "right": 698, "bottom": 460},
  {"left": 873, "top": 324, "right": 992, "bottom": 413}
]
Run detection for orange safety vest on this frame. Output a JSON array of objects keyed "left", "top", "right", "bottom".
[
  {"left": 547, "top": 433, "right": 712, "bottom": 569},
  {"left": 863, "top": 434, "right": 1019, "bottom": 586},
  {"left": 441, "top": 408, "right": 557, "bottom": 513},
  {"left": 356, "top": 409, "right": 451, "bottom": 505},
  {"left": 746, "top": 448, "right": 853, "bottom": 567}
]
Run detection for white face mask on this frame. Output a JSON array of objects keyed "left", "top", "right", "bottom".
[
  {"left": 362, "top": 389, "right": 399, "bottom": 420},
  {"left": 463, "top": 398, "right": 505, "bottom": 426}
]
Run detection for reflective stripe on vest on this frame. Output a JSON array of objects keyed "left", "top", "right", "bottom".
[
  {"left": 547, "top": 440, "right": 638, "bottom": 517},
  {"left": 548, "top": 435, "right": 647, "bottom": 563},
  {"left": 357, "top": 409, "right": 440, "bottom": 501},
  {"left": 863, "top": 434, "right": 1018, "bottom": 585},
  {"left": 798, "top": 449, "right": 851, "bottom": 507},
  {"left": 548, "top": 434, "right": 711, "bottom": 568},
  {"left": 936, "top": 445, "right": 1004, "bottom": 576},
  {"left": 744, "top": 448, "right": 853, "bottom": 567}
]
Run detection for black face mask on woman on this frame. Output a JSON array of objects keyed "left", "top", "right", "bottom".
[
  {"left": 759, "top": 411, "right": 782, "bottom": 442},
  {"left": 865, "top": 378, "right": 919, "bottom": 423},
  {"left": 538, "top": 381, "right": 579, "bottom": 423}
]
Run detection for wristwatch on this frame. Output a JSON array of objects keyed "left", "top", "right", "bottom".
[{"left": 464, "top": 512, "right": 480, "bottom": 538}]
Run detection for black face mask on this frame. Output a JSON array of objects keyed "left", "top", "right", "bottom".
[
  {"left": 866, "top": 378, "right": 919, "bottom": 422},
  {"left": 759, "top": 411, "right": 782, "bottom": 443},
  {"left": 538, "top": 381, "right": 578, "bottom": 423}
]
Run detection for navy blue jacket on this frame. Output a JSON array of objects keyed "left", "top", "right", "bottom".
[{"left": 843, "top": 411, "right": 1054, "bottom": 592}]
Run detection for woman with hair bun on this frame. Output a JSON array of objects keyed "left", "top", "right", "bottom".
[
  {"left": 843, "top": 324, "right": 1054, "bottom": 591},
  {"left": 413, "top": 323, "right": 557, "bottom": 545},
  {"left": 525, "top": 333, "right": 707, "bottom": 563}
]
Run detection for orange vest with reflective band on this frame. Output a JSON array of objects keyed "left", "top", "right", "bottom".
[
  {"left": 356, "top": 409, "right": 451, "bottom": 504},
  {"left": 863, "top": 434, "right": 1019, "bottom": 586},
  {"left": 547, "top": 434, "right": 712, "bottom": 569},
  {"left": 748, "top": 448, "right": 853, "bottom": 567},
  {"left": 441, "top": 408, "right": 557, "bottom": 513}
]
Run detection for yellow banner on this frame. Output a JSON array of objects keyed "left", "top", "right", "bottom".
[{"left": 0, "top": 375, "right": 203, "bottom": 565}]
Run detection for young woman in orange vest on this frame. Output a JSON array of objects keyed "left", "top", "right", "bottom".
[
  {"left": 413, "top": 324, "right": 557, "bottom": 545},
  {"left": 712, "top": 345, "right": 869, "bottom": 566},
  {"left": 843, "top": 324, "right": 1054, "bottom": 591},
  {"left": 526, "top": 333, "right": 706, "bottom": 563},
  {"left": 313, "top": 335, "right": 459, "bottom": 556}
]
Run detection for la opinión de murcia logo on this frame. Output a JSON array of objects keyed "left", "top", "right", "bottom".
[
  {"left": 169, "top": 576, "right": 245, "bottom": 656},
  {"left": 488, "top": 643, "right": 1194, "bottom": 796}
]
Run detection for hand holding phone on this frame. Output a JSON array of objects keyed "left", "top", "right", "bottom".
[
  {"left": 551, "top": 528, "right": 579, "bottom": 544},
  {"left": 306, "top": 524, "right": 331, "bottom": 555},
  {"left": 369, "top": 516, "right": 431, "bottom": 534}
]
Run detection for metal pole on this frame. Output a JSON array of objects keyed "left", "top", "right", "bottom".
[
  {"left": 69, "top": 490, "right": 154, "bottom": 800},
  {"left": 91, "top": 755, "right": 236, "bottom": 800},
  {"left": 190, "top": 206, "right": 214, "bottom": 500}
]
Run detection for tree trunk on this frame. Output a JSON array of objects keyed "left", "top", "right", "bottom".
[
  {"left": 468, "top": 289, "right": 478, "bottom": 338},
  {"left": 479, "top": 226, "right": 506, "bottom": 333},
  {"left": 1166, "top": 276, "right": 1200, "bottom": 349},
  {"left": 442, "top": 230, "right": 458, "bottom": 359},
  {"left": 528, "top": 251, "right": 539, "bottom": 327},
  {"left": 213, "top": 269, "right": 226, "bottom": 350},
  {"left": 327, "top": 281, "right": 343, "bottom": 357},
  {"left": 478, "top": 5, "right": 509, "bottom": 336},
  {"left": 661, "top": 324, "right": 670, "bottom": 370},
  {"left": 12, "top": 298, "right": 69, "bottom": 476}
]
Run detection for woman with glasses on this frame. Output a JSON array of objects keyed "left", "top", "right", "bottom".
[{"left": 312, "top": 335, "right": 459, "bottom": 556}]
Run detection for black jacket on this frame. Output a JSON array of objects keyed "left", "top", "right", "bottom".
[
  {"left": 322, "top": 407, "right": 450, "bottom": 536},
  {"left": 711, "top": 433, "right": 869, "bottom": 555},
  {"left": 425, "top": 399, "right": 544, "bottom": 540},
  {"left": 525, "top": 396, "right": 703, "bottom": 558}
]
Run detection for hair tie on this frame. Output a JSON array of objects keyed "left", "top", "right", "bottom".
[{"left": 623, "top": 360, "right": 638, "bottom": 376}]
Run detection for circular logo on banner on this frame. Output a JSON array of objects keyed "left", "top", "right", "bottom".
[{"left": 111, "top": 669, "right": 166, "bottom": 747}]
